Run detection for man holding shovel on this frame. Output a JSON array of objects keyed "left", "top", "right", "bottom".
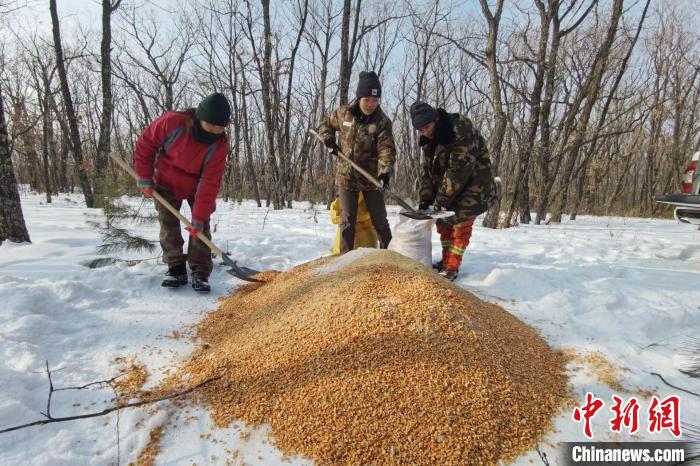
[
  {"left": 133, "top": 93, "right": 231, "bottom": 293},
  {"left": 410, "top": 101, "right": 497, "bottom": 281},
  {"left": 319, "top": 71, "right": 396, "bottom": 254}
]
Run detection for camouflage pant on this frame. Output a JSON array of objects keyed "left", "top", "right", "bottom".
[
  {"left": 154, "top": 186, "right": 213, "bottom": 278},
  {"left": 436, "top": 216, "right": 476, "bottom": 272},
  {"left": 339, "top": 188, "right": 392, "bottom": 254}
]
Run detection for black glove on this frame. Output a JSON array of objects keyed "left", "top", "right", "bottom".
[
  {"left": 434, "top": 198, "right": 446, "bottom": 211},
  {"left": 418, "top": 201, "right": 431, "bottom": 211},
  {"left": 418, "top": 135, "right": 431, "bottom": 147},
  {"left": 378, "top": 173, "right": 390, "bottom": 190},
  {"left": 325, "top": 140, "right": 340, "bottom": 155}
]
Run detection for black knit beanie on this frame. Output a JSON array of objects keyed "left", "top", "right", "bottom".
[
  {"left": 195, "top": 93, "right": 231, "bottom": 126},
  {"left": 355, "top": 71, "right": 382, "bottom": 98},
  {"left": 410, "top": 101, "right": 438, "bottom": 130}
]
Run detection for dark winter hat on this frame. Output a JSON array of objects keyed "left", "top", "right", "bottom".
[
  {"left": 195, "top": 93, "right": 231, "bottom": 126},
  {"left": 355, "top": 71, "right": 382, "bottom": 98},
  {"left": 410, "top": 101, "right": 438, "bottom": 130}
]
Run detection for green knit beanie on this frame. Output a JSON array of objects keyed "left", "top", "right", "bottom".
[{"left": 195, "top": 93, "right": 231, "bottom": 126}]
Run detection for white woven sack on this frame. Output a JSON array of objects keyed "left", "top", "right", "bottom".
[{"left": 388, "top": 215, "right": 435, "bottom": 268}]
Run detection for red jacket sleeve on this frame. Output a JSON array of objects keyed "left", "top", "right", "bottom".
[
  {"left": 191, "top": 141, "right": 229, "bottom": 223},
  {"left": 133, "top": 113, "right": 173, "bottom": 181}
]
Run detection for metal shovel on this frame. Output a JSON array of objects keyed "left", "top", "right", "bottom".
[{"left": 309, "top": 130, "right": 450, "bottom": 220}]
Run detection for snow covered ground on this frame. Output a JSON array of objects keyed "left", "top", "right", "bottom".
[{"left": 1, "top": 191, "right": 698, "bottom": 465}]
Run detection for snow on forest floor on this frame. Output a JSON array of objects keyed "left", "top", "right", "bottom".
[{"left": 1, "top": 191, "right": 699, "bottom": 465}]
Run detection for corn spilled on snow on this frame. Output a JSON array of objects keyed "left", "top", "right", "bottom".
[{"left": 166, "top": 250, "right": 568, "bottom": 465}]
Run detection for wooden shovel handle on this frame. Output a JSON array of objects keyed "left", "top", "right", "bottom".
[
  {"left": 308, "top": 130, "right": 422, "bottom": 214},
  {"left": 309, "top": 129, "right": 382, "bottom": 190},
  {"left": 108, "top": 153, "right": 225, "bottom": 258}
]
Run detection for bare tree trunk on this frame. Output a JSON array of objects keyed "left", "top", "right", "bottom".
[
  {"left": 285, "top": 0, "right": 309, "bottom": 206},
  {"left": 0, "top": 85, "right": 31, "bottom": 244},
  {"left": 228, "top": 59, "right": 242, "bottom": 203},
  {"left": 319, "top": 10, "right": 334, "bottom": 205},
  {"left": 41, "top": 86, "right": 52, "bottom": 204},
  {"left": 30, "top": 58, "right": 55, "bottom": 202},
  {"left": 570, "top": 158, "right": 589, "bottom": 220},
  {"left": 479, "top": 0, "right": 506, "bottom": 229},
  {"left": 551, "top": 0, "right": 624, "bottom": 222},
  {"left": 58, "top": 133, "right": 70, "bottom": 192},
  {"left": 261, "top": 0, "right": 281, "bottom": 208},
  {"left": 305, "top": 0, "right": 337, "bottom": 206},
  {"left": 570, "top": 0, "right": 651, "bottom": 220},
  {"left": 339, "top": 0, "right": 352, "bottom": 106},
  {"left": 49, "top": 0, "right": 94, "bottom": 208},
  {"left": 505, "top": 0, "right": 551, "bottom": 226},
  {"left": 95, "top": 0, "right": 121, "bottom": 205},
  {"left": 534, "top": 8, "right": 562, "bottom": 224},
  {"left": 519, "top": 172, "right": 531, "bottom": 224},
  {"left": 236, "top": 52, "right": 261, "bottom": 207},
  {"left": 248, "top": 0, "right": 282, "bottom": 209},
  {"left": 535, "top": 1, "right": 598, "bottom": 223}
]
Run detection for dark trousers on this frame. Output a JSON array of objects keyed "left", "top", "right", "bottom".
[
  {"left": 154, "top": 186, "right": 213, "bottom": 278},
  {"left": 338, "top": 188, "right": 392, "bottom": 254}
]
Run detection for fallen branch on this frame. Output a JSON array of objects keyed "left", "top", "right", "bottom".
[
  {"left": 262, "top": 208, "right": 271, "bottom": 230},
  {"left": 0, "top": 364, "right": 221, "bottom": 434},
  {"left": 535, "top": 444, "right": 551, "bottom": 466},
  {"left": 650, "top": 372, "right": 700, "bottom": 398},
  {"left": 34, "top": 362, "right": 127, "bottom": 462}
]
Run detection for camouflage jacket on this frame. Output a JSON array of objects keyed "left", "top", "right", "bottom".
[
  {"left": 319, "top": 103, "right": 396, "bottom": 191},
  {"left": 419, "top": 110, "right": 496, "bottom": 225}
]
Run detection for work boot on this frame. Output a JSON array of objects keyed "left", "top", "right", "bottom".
[
  {"left": 192, "top": 274, "right": 211, "bottom": 293},
  {"left": 432, "top": 260, "right": 443, "bottom": 272},
  {"left": 162, "top": 265, "right": 188, "bottom": 288},
  {"left": 439, "top": 268, "right": 458, "bottom": 281}
]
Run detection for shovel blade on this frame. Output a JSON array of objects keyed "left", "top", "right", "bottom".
[
  {"left": 226, "top": 267, "right": 264, "bottom": 283},
  {"left": 398, "top": 209, "right": 455, "bottom": 221},
  {"left": 399, "top": 210, "right": 433, "bottom": 220},
  {"left": 221, "top": 254, "right": 264, "bottom": 283}
]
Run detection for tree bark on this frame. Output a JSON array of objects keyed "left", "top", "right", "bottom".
[
  {"left": 249, "top": 0, "right": 282, "bottom": 209},
  {"left": 95, "top": 0, "right": 121, "bottom": 205},
  {"left": 0, "top": 85, "right": 31, "bottom": 244},
  {"left": 551, "top": 0, "right": 624, "bottom": 222},
  {"left": 505, "top": 0, "right": 550, "bottom": 226},
  {"left": 282, "top": 0, "right": 309, "bottom": 206},
  {"left": 339, "top": 0, "right": 352, "bottom": 106},
  {"left": 535, "top": 0, "right": 599, "bottom": 223},
  {"left": 41, "top": 84, "right": 53, "bottom": 204},
  {"left": 479, "top": 0, "right": 506, "bottom": 229},
  {"left": 534, "top": 7, "right": 562, "bottom": 224},
  {"left": 570, "top": 0, "right": 651, "bottom": 220},
  {"left": 236, "top": 52, "right": 261, "bottom": 207},
  {"left": 49, "top": 0, "right": 94, "bottom": 207}
]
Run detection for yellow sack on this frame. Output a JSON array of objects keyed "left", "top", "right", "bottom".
[{"left": 330, "top": 192, "right": 379, "bottom": 254}]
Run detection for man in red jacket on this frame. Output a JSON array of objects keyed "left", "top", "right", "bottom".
[{"left": 134, "top": 93, "right": 231, "bottom": 293}]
